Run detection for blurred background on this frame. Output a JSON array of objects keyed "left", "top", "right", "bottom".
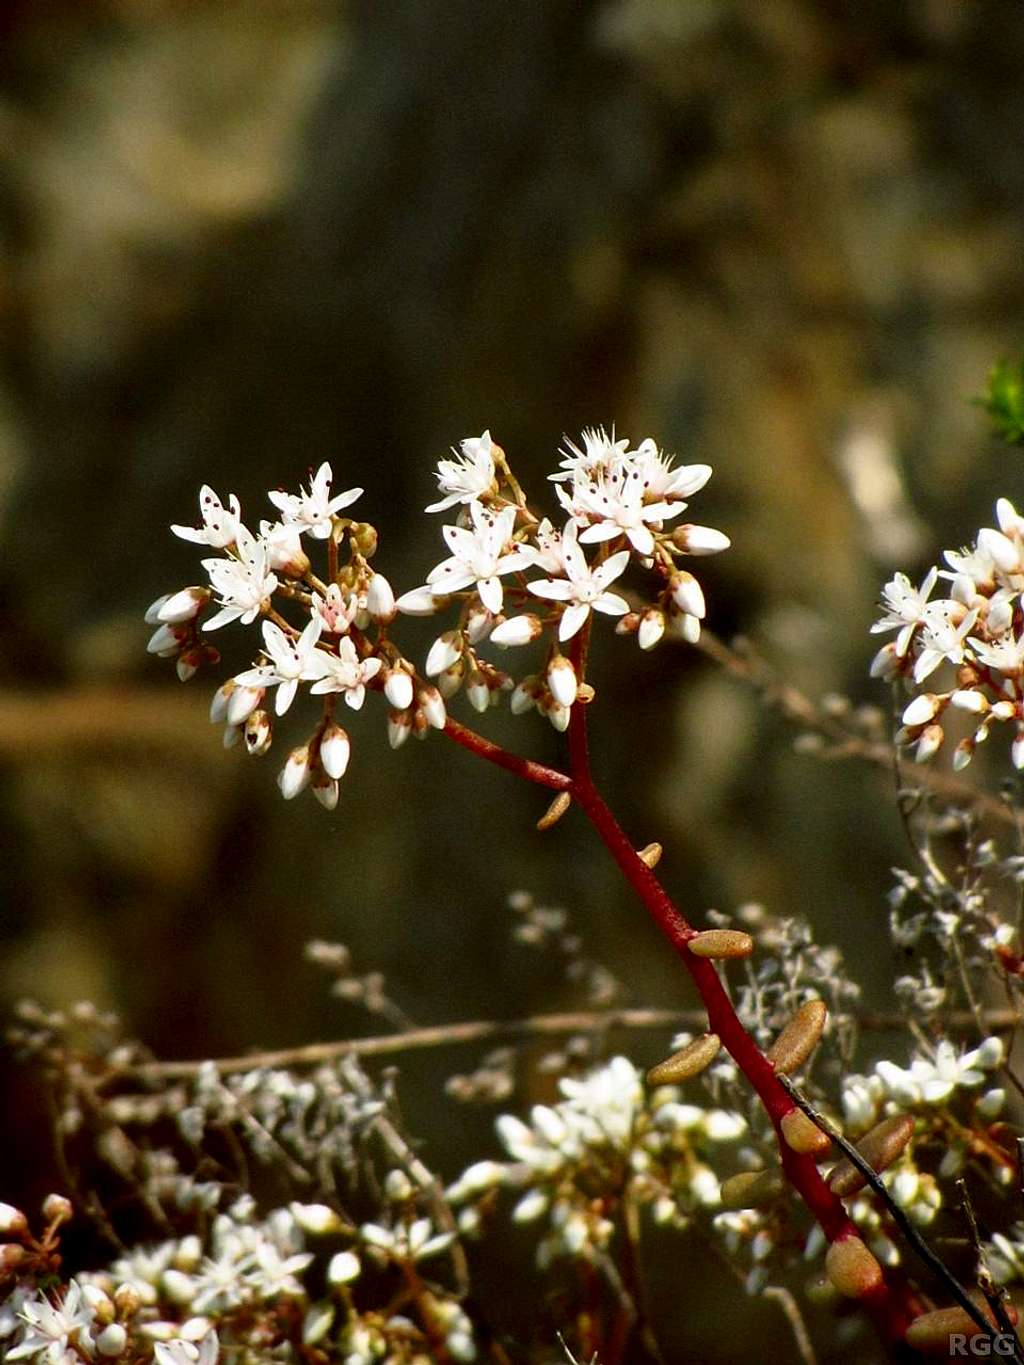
[{"left": 2, "top": 0, "right": 1024, "bottom": 1356}]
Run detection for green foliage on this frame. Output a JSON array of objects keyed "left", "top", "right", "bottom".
[{"left": 979, "top": 357, "right": 1024, "bottom": 446}]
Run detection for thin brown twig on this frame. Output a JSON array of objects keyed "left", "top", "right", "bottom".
[
  {"left": 118, "top": 1005, "right": 1024, "bottom": 1083},
  {"left": 692, "top": 630, "right": 1019, "bottom": 828}
]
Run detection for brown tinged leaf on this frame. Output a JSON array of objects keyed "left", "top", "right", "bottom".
[
  {"left": 719, "top": 1169, "right": 785, "bottom": 1210},
  {"left": 647, "top": 1033, "right": 721, "bottom": 1084},
  {"left": 536, "top": 791, "right": 571, "bottom": 831},
  {"left": 637, "top": 841, "right": 663, "bottom": 868},
  {"left": 767, "top": 999, "right": 827, "bottom": 1073},
  {"left": 825, "top": 1237, "right": 883, "bottom": 1299},
  {"left": 688, "top": 929, "right": 754, "bottom": 960},
  {"left": 905, "top": 1292, "right": 1019, "bottom": 1351},
  {"left": 829, "top": 1115, "right": 915, "bottom": 1197},
  {"left": 780, "top": 1108, "right": 831, "bottom": 1157}
]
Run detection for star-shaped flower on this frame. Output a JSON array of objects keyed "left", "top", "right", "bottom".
[
  {"left": 305, "top": 637, "right": 382, "bottom": 709},
  {"left": 527, "top": 521, "right": 630, "bottom": 640},
  {"left": 172, "top": 486, "right": 244, "bottom": 549},
  {"left": 268, "top": 463, "right": 362, "bottom": 540},
  {"left": 426, "top": 432, "right": 497, "bottom": 513},
  {"left": 426, "top": 500, "right": 531, "bottom": 615},
  {"left": 234, "top": 616, "right": 323, "bottom": 716},
  {"left": 202, "top": 526, "right": 278, "bottom": 631}
]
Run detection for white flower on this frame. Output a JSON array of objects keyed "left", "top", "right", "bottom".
[
  {"left": 426, "top": 432, "right": 497, "bottom": 512},
  {"left": 172, "top": 486, "right": 243, "bottom": 549},
  {"left": 360, "top": 1217, "right": 453, "bottom": 1265},
  {"left": 258, "top": 519, "right": 309, "bottom": 576},
  {"left": 10, "top": 1281, "right": 94, "bottom": 1363},
  {"left": 968, "top": 631, "right": 1024, "bottom": 675},
  {"left": 912, "top": 605, "right": 978, "bottom": 682},
  {"left": 202, "top": 525, "right": 278, "bottom": 631},
  {"left": 426, "top": 501, "right": 532, "bottom": 615},
  {"left": 632, "top": 437, "right": 712, "bottom": 502},
  {"left": 234, "top": 616, "right": 323, "bottom": 715},
  {"left": 312, "top": 583, "right": 360, "bottom": 635},
  {"left": 871, "top": 568, "right": 939, "bottom": 657},
  {"left": 528, "top": 521, "right": 629, "bottom": 640},
  {"left": 154, "top": 1330, "right": 219, "bottom": 1365},
  {"left": 558, "top": 1056, "right": 643, "bottom": 1148},
  {"left": 550, "top": 426, "right": 630, "bottom": 483},
  {"left": 556, "top": 459, "right": 680, "bottom": 558},
  {"left": 305, "top": 637, "right": 382, "bottom": 708},
  {"left": 875, "top": 1039, "right": 988, "bottom": 1106},
  {"left": 268, "top": 463, "right": 362, "bottom": 540}
]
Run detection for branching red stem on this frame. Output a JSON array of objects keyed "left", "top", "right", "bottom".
[{"left": 440, "top": 634, "right": 919, "bottom": 1345}]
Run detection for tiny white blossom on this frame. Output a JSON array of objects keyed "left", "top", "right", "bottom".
[
  {"left": 426, "top": 432, "right": 497, "bottom": 512},
  {"left": 426, "top": 501, "right": 532, "bottom": 615},
  {"left": 268, "top": 463, "right": 362, "bottom": 540},
  {"left": 235, "top": 616, "right": 323, "bottom": 716},
  {"left": 202, "top": 525, "right": 278, "bottom": 631},
  {"left": 528, "top": 521, "right": 629, "bottom": 641},
  {"left": 305, "top": 637, "right": 382, "bottom": 708},
  {"left": 871, "top": 567, "right": 939, "bottom": 657},
  {"left": 10, "top": 1281, "right": 94, "bottom": 1364},
  {"left": 172, "top": 486, "right": 243, "bottom": 549},
  {"left": 876, "top": 1039, "right": 988, "bottom": 1106}
]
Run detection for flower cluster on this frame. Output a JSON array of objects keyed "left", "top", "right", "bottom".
[
  {"left": 446, "top": 1055, "right": 747, "bottom": 1267},
  {"left": 872, "top": 498, "right": 1024, "bottom": 769},
  {"left": 147, "top": 429, "right": 727, "bottom": 800}
]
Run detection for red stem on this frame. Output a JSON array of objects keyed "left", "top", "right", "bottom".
[{"left": 440, "top": 635, "right": 918, "bottom": 1345}]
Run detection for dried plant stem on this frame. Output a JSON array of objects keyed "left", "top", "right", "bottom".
[{"left": 693, "top": 631, "right": 1019, "bottom": 829}]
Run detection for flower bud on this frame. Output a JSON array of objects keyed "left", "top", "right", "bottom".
[
  {"left": 144, "top": 593, "right": 172, "bottom": 625},
  {"left": 510, "top": 675, "right": 541, "bottom": 714},
  {"left": 637, "top": 842, "right": 662, "bottom": 868},
  {"left": 147, "top": 622, "right": 186, "bottom": 656},
  {"left": 278, "top": 746, "right": 312, "bottom": 800},
  {"left": 387, "top": 709, "right": 413, "bottom": 749},
  {"left": 227, "top": 683, "right": 264, "bottom": 727},
  {"left": 0, "top": 1243, "right": 26, "bottom": 1272},
  {"left": 396, "top": 586, "right": 440, "bottom": 616},
  {"left": 915, "top": 723, "right": 944, "bottom": 763},
  {"left": 637, "top": 609, "right": 666, "bottom": 651},
  {"left": 615, "top": 612, "right": 640, "bottom": 636},
  {"left": 436, "top": 659, "right": 465, "bottom": 698},
  {"left": 465, "top": 603, "right": 493, "bottom": 644},
  {"left": 313, "top": 777, "right": 340, "bottom": 810},
  {"left": 672, "top": 524, "right": 730, "bottom": 556},
  {"left": 546, "top": 655, "right": 577, "bottom": 708},
  {"left": 42, "top": 1193, "right": 73, "bottom": 1225},
  {"left": 327, "top": 1250, "right": 361, "bottom": 1286},
  {"left": 365, "top": 573, "right": 396, "bottom": 622},
  {"left": 466, "top": 671, "right": 490, "bottom": 713},
  {"left": 96, "top": 1324, "right": 127, "bottom": 1357},
  {"left": 670, "top": 572, "right": 705, "bottom": 619},
  {"left": 292, "top": 1202, "right": 344, "bottom": 1235},
  {"left": 384, "top": 668, "right": 415, "bottom": 711},
  {"left": 673, "top": 612, "right": 701, "bottom": 644},
  {"left": 426, "top": 631, "right": 463, "bottom": 677},
  {"left": 902, "top": 694, "right": 940, "bottom": 728},
  {"left": 319, "top": 724, "right": 351, "bottom": 779},
  {"left": 490, "top": 615, "right": 543, "bottom": 647},
  {"left": 157, "top": 586, "right": 211, "bottom": 624},
  {"left": 244, "top": 709, "right": 272, "bottom": 756},
  {"left": 417, "top": 686, "right": 447, "bottom": 730},
  {"left": 350, "top": 522, "right": 378, "bottom": 557},
  {"left": 114, "top": 1284, "right": 142, "bottom": 1318},
  {"left": 0, "top": 1204, "right": 28, "bottom": 1238}
]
